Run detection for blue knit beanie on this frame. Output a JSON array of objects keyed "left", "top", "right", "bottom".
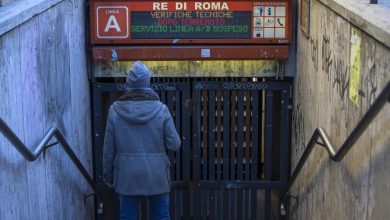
[{"left": 126, "top": 61, "right": 150, "bottom": 89}]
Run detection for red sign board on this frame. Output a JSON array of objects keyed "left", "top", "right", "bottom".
[
  {"left": 90, "top": 0, "right": 291, "bottom": 45},
  {"left": 96, "top": 6, "right": 129, "bottom": 38}
]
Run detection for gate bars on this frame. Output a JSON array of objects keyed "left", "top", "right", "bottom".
[{"left": 92, "top": 79, "right": 291, "bottom": 220}]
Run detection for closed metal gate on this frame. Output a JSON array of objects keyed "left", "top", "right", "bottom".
[{"left": 92, "top": 78, "right": 291, "bottom": 220}]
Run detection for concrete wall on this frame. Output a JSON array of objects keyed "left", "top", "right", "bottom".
[
  {"left": 291, "top": 0, "right": 390, "bottom": 219},
  {"left": 0, "top": 0, "right": 94, "bottom": 219}
]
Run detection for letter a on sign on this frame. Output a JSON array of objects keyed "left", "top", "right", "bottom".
[
  {"left": 97, "top": 6, "right": 129, "bottom": 39},
  {"left": 104, "top": 15, "right": 121, "bottom": 32}
]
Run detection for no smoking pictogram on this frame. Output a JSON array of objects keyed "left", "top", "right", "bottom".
[{"left": 96, "top": 6, "right": 129, "bottom": 38}]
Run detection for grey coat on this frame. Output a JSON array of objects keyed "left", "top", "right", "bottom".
[{"left": 103, "top": 99, "right": 181, "bottom": 195}]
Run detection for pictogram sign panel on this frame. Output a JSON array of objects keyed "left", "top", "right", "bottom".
[{"left": 90, "top": 0, "right": 291, "bottom": 45}]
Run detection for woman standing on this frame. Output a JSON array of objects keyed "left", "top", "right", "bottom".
[{"left": 103, "top": 61, "right": 181, "bottom": 220}]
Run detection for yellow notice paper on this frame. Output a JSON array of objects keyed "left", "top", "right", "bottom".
[{"left": 349, "top": 27, "right": 361, "bottom": 106}]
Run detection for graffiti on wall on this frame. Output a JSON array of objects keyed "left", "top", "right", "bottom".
[
  {"left": 310, "top": 36, "right": 319, "bottom": 72},
  {"left": 333, "top": 58, "right": 349, "bottom": 101},
  {"left": 292, "top": 82, "right": 306, "bottom": 156},
  {"left": 300, "top": 18, "right": 382, "bottom": 150},
  {"left": 358, "top": 63, "right": 378, "bottom": 113},
  {"left": 308, "top": 29, "right": 378, "bottom": 110},
  {"left": 321, "top": 32, "right": 332, "bottom": 81}
]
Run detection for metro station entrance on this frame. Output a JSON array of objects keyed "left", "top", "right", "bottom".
[
  {"left": 89, "top": 0, "right": 293, "bottom": 219},
  {"left": 92, "top": 78, "right": 291, "bottom": 219}
]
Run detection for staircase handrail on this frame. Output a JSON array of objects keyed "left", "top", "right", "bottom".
[
  {"left": 0, "top": 118, "right": 104, "bottom": 214},
  {"left": 280, "top": 81, "right": 390, "bottom": 215}
]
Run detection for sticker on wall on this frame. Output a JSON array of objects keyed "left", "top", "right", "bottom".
[
  {"left": 300, "top": 0, "right": 310, "bottom": 38},
  {"left": 111, "top": 49, "right": 118, "bottom": 61},
  {"left": 201, "top": 49, "right": 211, "bottom": 58},
  {"left": 349, "top": 27, "right": 361, "bottom": 106}
]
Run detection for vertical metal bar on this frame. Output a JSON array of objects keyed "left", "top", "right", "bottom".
[
  {"left": 204, "top": 190, "right": 210, "bottom": 220},
  {"left": 261, "top": 81, "right": 266, "bottom": 175},
  {"left": 280, "top": 89, "right": 289, "bottom": 187},
  {"left": 158, "top": 84, "right": 175, "bottom": 220},
  {"left": 230, "top": 90, "right": 237, "bottom": 180},
  {"left": 165, "top": 91, "right": 180, "bottom": 199},
  {"left": 175, "top": 191, "right": 181, "bottom": 220},
  {"left": 279, "top": 89, "right": 290, "bottom": 220},
  {"left": 251, "top": 90, "right": 259, "bottom": 220},
  {"left": 208, "top": 90, "right": 216, "bottom": 180},
  {"left": 237, "top": 90, "right": 244, "bottom": 220},
  {"left": 167, "top": 90, "right": 179, "bottom": 181},
  {"left": 175, "top": 89, "right": 182, "bottom": 181},
  {"left": 216, "top": 90, "right": 222, "bottom": 181},
  {"left": 230, "top": 89, "right": 237, "bottom": 220},
  {"left": 92, "top": 85, "right": 104, "bottom": 186},
  {"left": 170, "top": 190, "right": 176, "bottom": 220},
  {"left": 201, "top": 88, "right": 208, "bottom": 220},
  {"left": 193, "top": 86, "right": 201, "bottom": 220},
  {"left": 244, "top": 91, "right": 251, "bottom": 181},
  {"left": 222, "top": 90, "right": 231, "bottom": 180},
  {"left": 161, "top": 90, "right": 167, "bottom": 104},
  {"left": 141, "top": 197, "right": 147, "bottom": 220},
  {"left": 264, "top": 90, "right": 274, "bottom": 220},
  {"left": 222, "top": 90, "right": 230, "bottom": 220},
  {"left": 165, "top": 89, "right": 181, "bottom": 220},
  {"left": 108, "top": 92, "right": 117, "bottom": 106},
  {"left": 161, "top": 84, "right": 176, "bottom": 220},
  {"left": 216, "top": 90, "right": 222, "bottom": 220},
  {"left": 229, "top": 190, "right": 235, "bottom": 220},
  {"left": 237, "top": 90, "right": 244, "bottom": 181},
  {"left": 244, "top": 91, "right": 251, "bottom": 220},
  {"left": 182, "top": 84, "right": 191, "bottom": 220},
  {"left": 202, "top": 90, "right": 208, "bottom": 181},
  {"left": 208, "top": 89, "right": 216, "bottom": 219}
]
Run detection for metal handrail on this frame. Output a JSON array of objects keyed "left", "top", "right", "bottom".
[
  {"left": 280, "top": 81, "right": 390, "bottom": 215},
  {"left": 0, "top": 117, "right": 103, "bottom": 214}
]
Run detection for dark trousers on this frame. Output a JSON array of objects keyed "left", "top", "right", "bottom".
[{"left": 119, "top": 193, "right": 170, "bottom": 220}]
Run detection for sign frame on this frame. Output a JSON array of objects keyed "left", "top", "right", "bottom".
[{"left": 90, "top": 0, "right": 292, "bottom": 45}]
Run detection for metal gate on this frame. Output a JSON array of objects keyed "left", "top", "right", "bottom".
[{"left": 92, "top": 78, "right": 291, "bottom": 220}]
